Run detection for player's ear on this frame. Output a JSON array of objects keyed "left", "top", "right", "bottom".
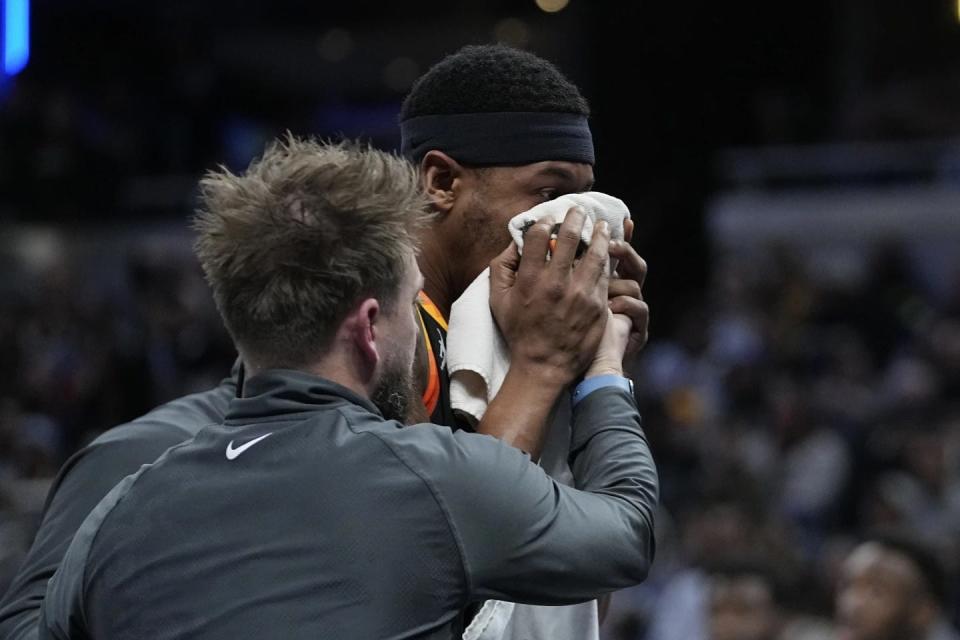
[{"left": 421, "top": 151, "right": 465, "bottom": 215}]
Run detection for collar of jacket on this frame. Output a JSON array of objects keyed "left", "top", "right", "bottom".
[{"left": 224, "top": 369, "right": 381, "bottom": 425}]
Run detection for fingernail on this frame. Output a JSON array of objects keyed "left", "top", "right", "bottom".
[{"left": 600, "top": 220, "right": 609, "bottom": 233}]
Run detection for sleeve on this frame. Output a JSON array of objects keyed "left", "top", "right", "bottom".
[
  {"left": 0, "top": 380, "right": 234, "bottom": 640},
  {"left": 430, "top": 387, "right": 658, "bottom": 605},
  {"left": 35, "top": 511, "right": 93, "bottom": 640},
  {"left": 38, "top": 472, "right": 142, "bottom": 640},
  {"left": 0, "top": 429, "right": 186, "bottom": 640}
]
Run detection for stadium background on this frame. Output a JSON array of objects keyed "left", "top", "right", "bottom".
[{"left": 1, "top": 1, "right": 959, "bottom": 638}]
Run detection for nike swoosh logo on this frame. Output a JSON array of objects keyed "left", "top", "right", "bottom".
[{"left": 225, "top": 433, "right": 273, "bottom": 460}]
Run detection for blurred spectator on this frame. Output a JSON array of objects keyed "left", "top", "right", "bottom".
[
  {"left": 835, "top": 534, "right": 958, "bottom": 640},
  {"left": 707, "top": 559, "right": 781, "bottom": 640}
]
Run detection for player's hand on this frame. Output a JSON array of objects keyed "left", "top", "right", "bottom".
[
  {"left": 607, "top": 218, "right": 649, "bottom": 357},
  {"left": 490, "top": 207, "right": 611, "bottom": 388}
]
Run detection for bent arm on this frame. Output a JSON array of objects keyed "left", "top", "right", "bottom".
[
  {"left": 438, "top": 387, "right": 658, "bottom": 605},
  {"left": 0, "top": 381, "right": 234, "bottom": 640},
  {"left": 473, "top": 363, "right": 565, "bottom": 460},
  {"left": 0, "top": 432, "right": 181, "bottom": 640}
]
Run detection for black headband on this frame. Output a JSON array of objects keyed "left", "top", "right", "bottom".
[{"left": 400, "top": 111, "right": 594, "bottom": 166}]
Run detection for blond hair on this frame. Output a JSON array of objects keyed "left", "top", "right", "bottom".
[{"left": 193, "top": 136, "right": 429, "bottom": 369}]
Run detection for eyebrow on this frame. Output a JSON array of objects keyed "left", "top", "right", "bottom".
[{"left": 536, "top": 166, "right": 594, "bottom": 191}]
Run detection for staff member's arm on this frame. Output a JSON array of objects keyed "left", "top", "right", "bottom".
[
  {"left": 429, "top": 307, "right": 657, "bottom": 605},
  {"left": 0, "top": 381, "right": 235, "bottom": 640}
]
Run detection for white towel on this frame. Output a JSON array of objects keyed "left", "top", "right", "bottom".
[
  {"left": 447, "top": 192, "right": 630, "bottom": 425},
  {"left": 464, "top": 600, "right": 600, "bottom": 640},
  {"left": 449, "top": 192, "right": 630, "bottom": 640},
  {"left": 463, "top": 600, "right": 515, "bottom": 640},
  {"left": 507, "top": 191, "right": 630, "bottom": 259}
]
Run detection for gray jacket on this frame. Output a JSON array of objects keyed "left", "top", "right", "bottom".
[
  {"left": 0, "top": 377, "right": 236, "bottom": 640},
  {"left": 40, "top": 369, "right": 658, "bottom": 640}
]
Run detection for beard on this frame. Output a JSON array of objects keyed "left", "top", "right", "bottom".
[{"left": 370, "top": 360, "right": 417, "bottom": 423}]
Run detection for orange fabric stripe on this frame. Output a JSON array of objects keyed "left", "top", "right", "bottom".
[
  {"left": 417, "top": 302, "right": 440, "bottom": 416},
  {"left": 417, "top": 291, "right": 448, "bottom": 331}
]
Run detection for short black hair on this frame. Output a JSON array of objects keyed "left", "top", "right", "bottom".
[{"left": 400, "top": 44, "right": 589, "bottom": 120}]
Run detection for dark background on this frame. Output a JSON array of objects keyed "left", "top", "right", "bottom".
[
  {"left": 3, "top": 2, "right": 960, "bottom": 638},
  {"left": 5, "top": 0, "right": 959, "bottom": 321}
]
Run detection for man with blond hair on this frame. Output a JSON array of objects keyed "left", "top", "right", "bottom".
[{"left": 39, "top": 137, "right": 657, "bottom": 639}]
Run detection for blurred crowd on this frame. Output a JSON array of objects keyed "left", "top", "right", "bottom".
[
  {"left": 0, "top": 76, "right": 393, "bottom": 224},
  {"left": 0, "top": 238, "right": 235, "bottom": 587},
  {"left": 608, "top": 242, "right": 960, "bottom": 640},
  {"left": 2, "top": 229, "right": 959, "bottom": 640}
]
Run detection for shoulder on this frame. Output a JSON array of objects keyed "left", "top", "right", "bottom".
[
  {"left": 93, "top": 380, "right": 235, "bottom": 448},
  {"left": 75, "top": 379, "right": 234, "bottom": 464},
  {"left": 45, "top": 381, "right": 234, "bottom": 514}
]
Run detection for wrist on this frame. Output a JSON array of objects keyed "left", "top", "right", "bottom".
[
  {"left": 510, "top": 354, "right": 578, "bottom": 389},
  {"left": 584, "top": 359, "right": 624, "bottom": 379}
]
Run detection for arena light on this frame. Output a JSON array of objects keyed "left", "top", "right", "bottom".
[
  {"left": 2, "top": 0, "right": 30, "bottom": 76},
  {"left": 535, "top": 0, "right": 569, "bottom": 14}
]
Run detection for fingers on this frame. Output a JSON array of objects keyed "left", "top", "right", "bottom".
[
  {"left": 607, "top": 277, "right": 642, "bottom": 300},
  {"left": 516, "top": 221, "right": 552, "bottom": 285},
  {"left": 608, "top": 240, "right": 647, "bottom": 289},
  {"left": 489, "top": 242, "right": 521, "bottom": 292},
  {"left": 624, "top": 218, "right": 635, "bottom": 243},
  {"left": 549, "top": 207, "right": 587, "bottom": 271},
  {"left": 607, "top": 238, "right": 648, "bottom": 354},
  {"left": 609, "top": 295, "right": 648, "bottom": 330},
  {"left": 575, "top": 219, "right": 612, "bottom": 287},
  {"left": 609, "top": 295, "right": 650, "bottom": 354}
]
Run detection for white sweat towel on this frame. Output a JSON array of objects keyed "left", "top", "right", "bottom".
[{"left": 450, "top": 192, "right": 631, "bottom": 640}]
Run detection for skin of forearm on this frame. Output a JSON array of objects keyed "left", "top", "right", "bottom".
[
  {"left": 473, "top": 362, "right": 567, "bottom": 461},
  {"left": 475, "top": 343, "right": 628, "bottom": 459}
]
